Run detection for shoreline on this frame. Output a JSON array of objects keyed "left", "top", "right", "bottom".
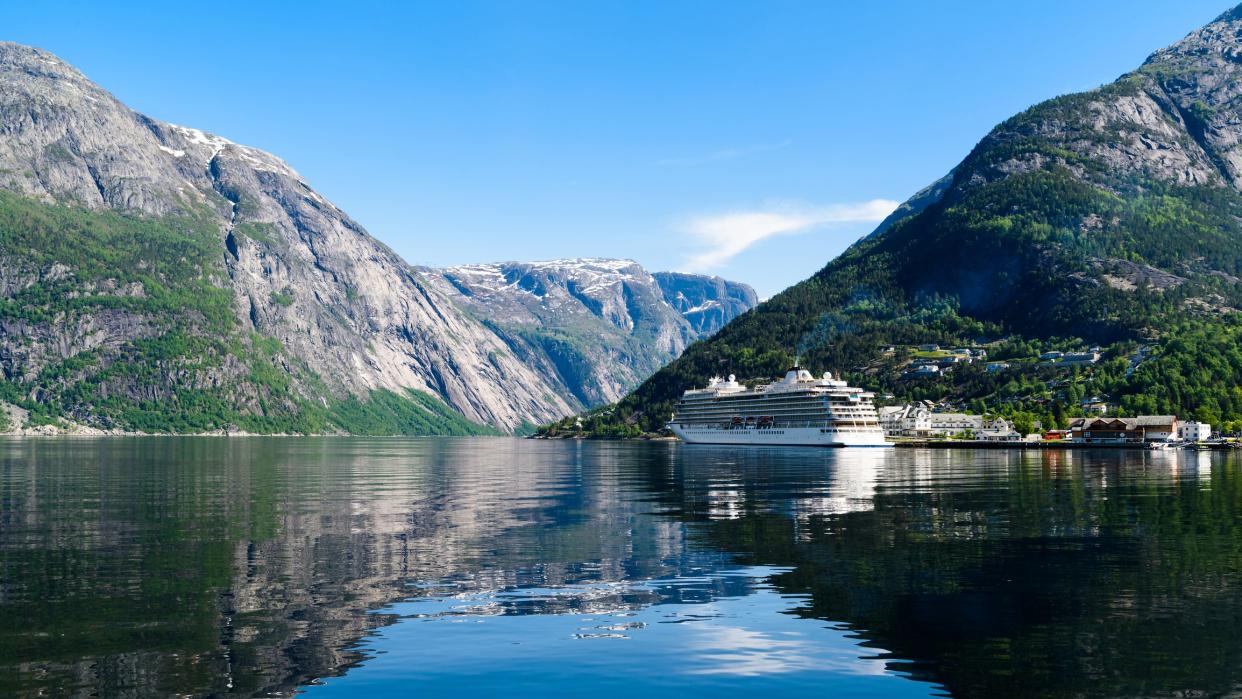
[{"left": 893, "top": 440, "right": 1238, "bottom": 450}]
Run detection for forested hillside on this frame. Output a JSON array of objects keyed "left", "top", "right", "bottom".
[{"left": 551, "top": 6, "right": 1242, "bottom": 437}]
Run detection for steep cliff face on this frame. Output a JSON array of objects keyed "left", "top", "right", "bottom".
[
  {"left": 588, "top": 5, "right": 1242, "bottom": 433},
  {"left": 0, "top": 43, "right": 579, "bottom": 432},
  {"left": 421, "top": 259, "right": 756, "bottom": 408},
  {"left": 0, "top": 43, "right": 756, "bottom": 432},
  {"left": 652, "top": 272, "right": 758, "bottom": 336}
]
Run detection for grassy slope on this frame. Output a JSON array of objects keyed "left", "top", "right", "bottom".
[{"left": 0, "top": 191, "right": 496, "bottom": 435}]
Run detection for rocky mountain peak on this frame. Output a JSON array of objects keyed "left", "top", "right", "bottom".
[
  {"left": 424, "top": 258, "right": 755, "bottom": 407},
  {"left": 0, "top": 43, "right": 589, "bottom": 431},
  {"left": 0, "top": 41, "right": 756, "bottom": 433},
  {"left": 589, "top": 4, "right": 1242, "bottom": 436}
]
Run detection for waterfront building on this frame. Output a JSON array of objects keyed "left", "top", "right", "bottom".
[
  {"left": 879, "top": 405, "right": 992, "bottom": 438},
  {"left": 977, "top": 417, "right": 1022, "bottom": 441},
  {"left": 1069, "top": 416, "right": 1179, "bottom": 444},
  {"left": 877, "top": 406, "right": 908, "bottom": 436},
  {"left": 1178, "top": 421, "right": 1212, "bottom": 442}
]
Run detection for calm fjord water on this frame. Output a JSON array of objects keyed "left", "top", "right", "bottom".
[{"left": 0, "top": 438, "right": 1238, "bottom": 697}]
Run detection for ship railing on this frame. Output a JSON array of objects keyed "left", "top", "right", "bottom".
[{"left": 673, "top": 420, "right": 880, "bottom": 430}]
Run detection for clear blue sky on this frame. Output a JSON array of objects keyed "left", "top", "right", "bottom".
[{"left": 6, "top": 1, "right": 1233, "bottom": 297}]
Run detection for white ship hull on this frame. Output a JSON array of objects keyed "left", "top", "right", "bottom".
[{"left": 668, "top": 423, "right": 892, "bottom": 447}]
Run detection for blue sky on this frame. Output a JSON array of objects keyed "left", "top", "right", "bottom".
[{"left": 6, "top": 1, "right": 1233, "bottom": 296}]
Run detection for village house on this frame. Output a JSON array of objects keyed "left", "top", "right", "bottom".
[
  {"left": 1178, "top": 421, "right": 1212, "bottom": 442},
  {"left": 877, "top": 406, "right": 908, "bottom": 436},
  {"left": 976, "top": 417, "right": 1022, "bottom": 441},
  {"left": 1069, "top": 416, "right": 1179, "bottom": 444},
  {"left": 1060, "top": 351, "right": 1101, "bottom": 366},
  {"left": 903, "top": 364, "right": 940, "bottom": 378},
  {"left": 985, "top": 362, "right": 1009, "bottom": 373},
  {"left": 1078, "top": 396, "right": 1110, "bottom": 414},
  {"left": 878, "top": 405, "right": 988, "bottom": 437}
]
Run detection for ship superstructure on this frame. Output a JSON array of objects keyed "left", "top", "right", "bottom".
[{"left": 666, "top": 367, "right": 891, "bottom": 447}]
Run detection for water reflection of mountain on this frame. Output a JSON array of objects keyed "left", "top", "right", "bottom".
[
  {"left": 0, "top": 438, "right": 736, "bottom": 697},
  {"left": 639, "top": 447, "right": 1242, "bottom": 699},
  {"left": 2, "top": 440, "right": 1239, "bottom": 698}
]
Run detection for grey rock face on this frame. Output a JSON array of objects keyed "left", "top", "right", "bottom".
[
  {"left": 0, "top": 43, "right": 755, "bottom": 430},
  {"left": 652, "top": 272, "right": 759, "bottom": 335},
  {"left": 0, "top": 43, "right": 579, "bottom": 430},
  {"left": 945, "top": 9, "right": 1242, "bottom": 202},
  {"left": 423, "top": 259, "right": 756, "bottom": 408}
]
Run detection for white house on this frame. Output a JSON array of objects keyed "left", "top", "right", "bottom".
[
  {"left": 877, "top": 406, "right": 907, "bottom": 436},
  {"left": 882, "top": 405, "right": 1011, "bottom": 438},
  {"left": 904, "top": 364, "right": 940, "bottom": 378},
  {"left": 1179, "top": 421, "right": 1212, "bottom": 442},
  {"left": 977, "top": 417, "right": 1021, "bottom": 441},
  {"left": 927, "top": 413, "right": 984, "bottom": 435}
]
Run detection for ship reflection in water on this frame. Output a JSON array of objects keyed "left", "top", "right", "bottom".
[{"left": 1, "top": 439, "right": 1240, "bottom": 697}]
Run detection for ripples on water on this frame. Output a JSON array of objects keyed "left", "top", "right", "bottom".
[{"left": 0, "top": 438, "right": 1238, "bottom": 697}]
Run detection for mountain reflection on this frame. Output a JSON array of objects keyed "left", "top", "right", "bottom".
[{"left": 0, "top": 438, "right": 1239, "bottom": 698}]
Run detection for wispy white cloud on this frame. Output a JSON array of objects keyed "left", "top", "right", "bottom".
[
  {"left": 678, "top": 199, "right": 899, "bottom": 272},
  {"left": 656, "top": 139, "right": 793, "bottom": 166}
]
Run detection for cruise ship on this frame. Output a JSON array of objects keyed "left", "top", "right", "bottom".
[{"left": 666, "top": 367, "right": 892, "bottom": 447}]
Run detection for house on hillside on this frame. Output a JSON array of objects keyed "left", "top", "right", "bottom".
[
  {"left": 1069, "top": 416, "right": 1179, "bottom": 444},
  {"left": 1080, "top": 398, "right": 1110, "bottom": 414},
  {"left": 903, "top": 364, "right": 940, "bottom": 378},
  {"left": 1061, "top": 351, "right": 1101, "bottom": 366}
]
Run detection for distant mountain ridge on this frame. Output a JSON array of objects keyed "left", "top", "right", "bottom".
[
  {"left": 421, "top": 258, "right": 755, "bottom": 408},
  {"left": 573, "top": 4, "right": 1242, "bottom": 436},
  {"left": 0, "top": 42, "right": 753, "bottom": 433},
  {"left": 652, "top": 271, "right": 758, "bottom": 335}
]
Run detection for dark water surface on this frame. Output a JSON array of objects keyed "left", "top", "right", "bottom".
[{"left": 1, "top": 438, "right": 1239, "bottom": 697}]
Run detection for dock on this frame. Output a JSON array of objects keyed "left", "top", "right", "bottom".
[{"left": 894, "top": 440, "right": 1240, "bottom": 450}]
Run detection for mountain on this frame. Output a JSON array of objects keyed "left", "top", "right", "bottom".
[
  {"left": 0, "top": 43, "right": 754, "bottom": 434},
  {"left": 420, "top": 259, "right": 756, "bottom": 408},
  {"left": 651, "top": 271, "right": 758, "bottom": 335},
  {"left": 565, "top": 5, "right": 1242, "bottom": 437}
]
